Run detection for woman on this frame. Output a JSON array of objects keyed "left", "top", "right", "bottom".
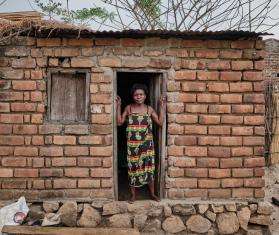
[{"left": 116, "top": 83, "right": 166, "bottom": 202}]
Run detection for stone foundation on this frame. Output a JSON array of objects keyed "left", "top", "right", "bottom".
[{"left": 15, "top": 200, "right": 274, "bottom": 234}]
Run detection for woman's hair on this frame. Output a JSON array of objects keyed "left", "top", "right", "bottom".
[{"left": 130, "top": 83, "right": 148, "bottom": 96}]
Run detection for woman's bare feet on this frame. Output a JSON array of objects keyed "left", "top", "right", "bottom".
[{"left": 151, "top": 194, "right": 160, "bottom": 202}]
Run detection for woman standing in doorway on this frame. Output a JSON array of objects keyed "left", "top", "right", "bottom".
[{"left": 116, "top": 84, "right": 166, "bottom": 202}]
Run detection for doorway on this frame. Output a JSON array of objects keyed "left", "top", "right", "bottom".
[{"left": 114, "top": 71, "right": 166, "bottom": 201}]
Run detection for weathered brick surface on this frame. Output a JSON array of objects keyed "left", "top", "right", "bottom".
[{"left": 0, "top": 36, "right": 265, "bottom": 201}]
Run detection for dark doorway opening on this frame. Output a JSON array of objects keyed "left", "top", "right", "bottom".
[{"left": 116, "top": 72, "right": 164, "bottom": 201}]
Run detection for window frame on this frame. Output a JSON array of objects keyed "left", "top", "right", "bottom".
[{"left": 47, "top": 69, "right": 90, "bottom": 124}]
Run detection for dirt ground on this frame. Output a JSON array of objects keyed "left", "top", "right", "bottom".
[{"left": 265, "top": 164, "right": 279, "bottom": 235}]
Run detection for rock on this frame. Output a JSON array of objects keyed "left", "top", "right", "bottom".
[
  {"left": 198, "top": 204, "right": 209, "bottom": 214},
  {"left": 216, "top": 212, "right": 239, "bottom": 234},
  {"left": 247, "top": 229, "right": 263, "bottom": 235},
  {"left": 211, "top": 205, "right": 224, "bottom": 213},
  {"left": 249, "top": 204, "right": 258, "bottom": 214},
  {"left": 58, "top": 201, "right": 77, "bottom": 227},
  {"left": 224, "top": 203, "right": 237, "bottom": 212},
  {"left": 103, "top": 201, "right": 128, "bottom": 215},
  {"left": 133, "top": 214, "right": 147, "bottom": 231},
  {"left": 127, "top": 201, "right": 152, "bottom": 214},
  {"left": 162, "top": 216, "right": 186, "bottom": 233},
  {"left": 91, "top": 200, "right": 110, "bottom": 209},
  {"left": 148, "top": 207, "right": 163, "bottom": 217},
  {"left": 186, "top": 214, "right": 211, "bottom": 233},
  {"left": 142, "top": 219, "right": 161, "bottom": 232},
  {"left": 237, "top": 207, "right": 251, "bottom": 231},
  {"left": 206, "top": 210, "right": 216, "bottom": 222},
  {"left": 257, "top": 202, "right": 274, "bottom": 215},
  {"left": 77, "top": 203, "right": 84, "bottom": 213},
  {"left": 43, "top": 201, "right": 60, "bottom": 213},
  {"left": 249, "top": 215, "right": 272, "bottom": 226},
  {"left": 208, "top": 229, "right": 217, "bottom": 235},
  {"left": 163, "top": 205, "right": 172, "bottom": 217},
  {"left": 28, "top": 204, "right": 45, "bottom": 220},
  {"left": 173, "top": 204, "right": 196, "bottom": 216},
  {"left": 77, "top": 204, "right": 101, "bottom": 227},
  {"left": 42, "top": 213, "right": 61, "bottom": 226},
  {"left": 108, "top": 214, "right": 132, "bottom": 228}
]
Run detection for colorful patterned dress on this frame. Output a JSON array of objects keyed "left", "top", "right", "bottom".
[{"left": 126, "top": 106, "right": 155, "bottom": 187}]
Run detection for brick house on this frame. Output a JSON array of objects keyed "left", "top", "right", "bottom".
[{"left": 0, "top": 20, "right": 267, "bottom": 202}]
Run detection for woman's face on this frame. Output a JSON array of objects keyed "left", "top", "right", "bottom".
[{"left": 133, "top": 89, "right": 146, "bottom": 104}]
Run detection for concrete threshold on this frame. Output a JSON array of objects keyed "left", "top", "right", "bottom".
[{"left": 2, "top": 226, "right": 140, "bottom": 235}]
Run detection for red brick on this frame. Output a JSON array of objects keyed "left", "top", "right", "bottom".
[
  {"left": 197, "top": 71, "right": 219, "bottom": 80},
  {"left": 231, "top": 147, "right": 253, "bottom": 156},
  {"left": 232, "top": 168, "right": 253, "bottom": 177},
  {"left": 181, "top": 40, "right": 204, "bottom": 48},
  {"left": 98, "top": 57, "right": 121, "bottom": 67},
  {"left": 184, "top": 125, "right": 207, "bottom": 135},
  {"left": 197, "top": 94, "right": 219, "bottom": 103},
  {"left": 208, "top": 147, "right": 230, "bottom": 158},
  {"left": 90, "top": 146, "right": 112, "bottom": 157},
  {"left": 91, "top": 168, "right": 112, "bottom": 178},
  {"left": 230, "top": 82, "right": 253, "bottom": 92},
  {"left": 253, "top": 82, "right": 265, "bottom": 92},
  {"left": 207, "top": 40, "right": 230, "bottom": 48},
  {"left": 0, "top": 147, "right": 14, "bottom": 156},
  {"left": 77, "top": 157, "right": 102, "bottom": 167},
  {"left": 208, "top": 126, "right": 231, "bottom": 135},
  {"left": 32, "top": 158, "right": 44, "bottom": 167},
  {"left": 208, "top": 61, "right": 230, "bottom": 70},
  {"left": 198, "top": 179, "right": 220, "bottom": 188},
  {"left": 209, "top": 105, "right": 231, "bottom": 113},
  {"left": 231, "top": 105, "right": 253, "bottom": 114},
  {"left": 12, "top": 81, "right": 36, "bottom": 90},
  {"left": 168, "top": 146, "right": 184, "bottom": 156},
  {"left": 208, "top": 189, "right": 231, "bottom": 198},
  {"left": 185, "top": 168, "right": 208, "bottom": 177},
  {"left": 13, "top": 125, "right": 37, "bottom": 134},
  {"left": 199, "top": 115, "right": 220, "bottom": 124},
  {"left": 177, "top": 93, "right": 196, "bottom": 102},
  {"left": 53, "top": 136, "right": 76, "bottom": 145},
  {"left": 221, "top": 115, "right": 243, "bottom": 124},
  {"left": 185, "top": 104, "right": 208, "bottom": 113},
  {"left": 53, "top": 179, "right": 76, "bottom": 189},
  {"left": 174, "top": 136, "right": 197, "bottom": 146},
  {"left": 65, "top": 38, "right": 93, "bottom": 47},
  {"left": 168, "top": 167, "right": 184, "bottom": 177},
  {"left": 220, "top": 72, "right": 242, "bottom": 81},
  {"left": 198, "top": 136, "right": 219, "bottom": 145},
  {"left": 232, "top": 126, "right": 253, "bottom": 136},
  {"left": 181, "top": 82, "right": 206, "bottom": 91},
  {"left": 0, "top": 114, "right": 23, "bottom": 123},
  {"left": 32, "top": 180, "right": 45, "bottom": 189},
  {"left": 14, "top": 169, "right": 38, "bottom": 177},
  {"left": 254, "top": 168, "right": 265, "bottom": 177},
  {"left": 209, "top": 169, "right": 231, "bottom": 178},
  {"left": 243, "top": 94, "right": 264, "bottom": 104},
  {"left": 150, "top": 58, "right": 172, "bottom": 68},
  {"left": 171, "top": 178, "right": 197, "bottom": 188},
  {"left": 243, "top": 136, "right": 264, "bottom": 146},
  {"left": 180, "top": 59, "right": 206, "bottom": 70},
  {"left": 102, "top": 158, "right": 112, "bottom": 167},
  {"left": 31, "top": 136, "right": 44, "bottom": 145},
  {"left": 166, "top": 48, "right": 188, "bottom": 57},
  {"left": 12, "top": 58, "right": 36, "bottom": 68},
  {"left": 185, "top": 146, "right": 207, "bottom": 157},
  {"left": 222, "top": 178, "right": 243, "bottom": 188},
  {"left": 244, "top": 157, "right": 265, "bottom": 167},
  {"left": 65, "top": 168, "right": 89, "bottom": 177},
  {"left": 91, "top": 114, "right": 111, "bottom": 124},
  {"left": 78, "top": 179, "right": 100, "bottom": 188},
  {"left": 244, "top": 178, "right": 264, "bottom": 187},
  {"left": 37, "top": 38, "right": 61, "bottom": 46},
  {"left": 51, "top": 158, "right": 76, "bottom": 166},
  {"left": 232, "top": 188, "right": 253, "bottom": 198},
  {"left": 220, "top": 94, "right": 242, "bottom": 104},
  {"left": 195, "top": 50, "right": 219, "bottom": 58},
  {"left": 40, "top": 147, "right": 63, "bottom": 156},
  {"left": 231, "top": 41, "right": 255, "bottom": 49},
  {"left": 168, "top": 124, "right": 184, "bottom": 134},
  {"left": 40, "top": 168, "right": 63, "bottom": 177},
  {"left": 207, "top": 82, "right": 229, "bottom": 92},
  {"left": 197, "top": 158, "right": 219, "bottom": 168},
  {"left": 78, "top": 136, "right": 103, "bottom": 145},
  {"left": 0, "top": 136, "right": 24, "bottom": 145},
  {"left": 0, "top": 169, "right": 13, "bottom": 177},
  {"left": 244, "top": 116, "right": 264, "bottom": 125},
  {"left": 167, "top": 103, "right": 184, "bottom": 113},
  {"left": 231, "top": 61, "right": 253, "bottom": 70},
  {"left": 65, "top": 146, "right": 89, "bottom": 156},
  {"left": 173, "top": 157, "right": 196, "bottom": 167},
  {"left": 254, "top": 188, "right": 265, "bottom": 198},
  {"left": 167, "top": 81, "right": 181, "bottom": 92},
  {"left": 220, "top": 50, "right": 242, "bottom": 58},
  {"left": 11, "top": 103, "right": 36, "bottom": 112},
  {"left": 176, "top": 114, "right": 198, "bottom": 124},
  {"left": 175, "top": 70, "right": 196, "bottom": 80},
  {"left": 243, "top": 71, "right": 263, "bottom": 81},
  {"left": 254, "top": 105, "right": 265, "bottom": 114},
  {"left": 220, "top": 136, "right": 242, "bottom": 146},
  {"left": 220, "top": 158, "right": 242, "bottom": 168},
  {"left": 14, "top": 147, "right": 38, "bottom": 156},
  {"left": 254, "top": 61, "right": 265, "bottom": 70},
  {"left": 0, "top": 124, "right": 12, "bottom": 134},
  {"left": 0, "top": 102, "right": 10, "bottom": 112},
  {"left": 120, "top": 38, "right": 144, "bottom": 47},
  {"left": 39, "top": 124, "right": 62, "bottom": 134},
  {"left": 0, "top": 92, "right": 23, "bottom": 101}
]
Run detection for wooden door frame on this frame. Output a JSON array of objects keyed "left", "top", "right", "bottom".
[{"left": 113, "top": 69, "right": 167, "bottom": 200}]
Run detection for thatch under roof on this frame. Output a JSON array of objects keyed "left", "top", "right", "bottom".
[{"left": 0, "top": 18, "right": 271, "bottom": 42}]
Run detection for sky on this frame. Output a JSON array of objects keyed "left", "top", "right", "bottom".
[{"left": 0, "top": 0, "right": 278, "bottom": 39}]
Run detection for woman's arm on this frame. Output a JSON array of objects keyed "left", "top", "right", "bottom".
[
  {"left": 150, "top": 96, "right": 166, "bottom": 127},
  {"left": 116, "top": 96, "right": 129, "bottom": 126}
]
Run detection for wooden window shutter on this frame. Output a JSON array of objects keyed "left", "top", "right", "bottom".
[{"left": 50, "top": 72, "right": 87, "bottom": 121}]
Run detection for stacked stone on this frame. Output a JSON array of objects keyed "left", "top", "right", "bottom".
[{"left": 24, "top": 200, "right": 274, "bottom": 234}]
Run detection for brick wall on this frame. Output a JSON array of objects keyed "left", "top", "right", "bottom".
[{"left": 0, "top": 36, "right": 265, "bottom": 200}]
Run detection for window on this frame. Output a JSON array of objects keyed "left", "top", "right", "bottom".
[{"left": 48, "top": 71, "right": 89, "bottom": 122}]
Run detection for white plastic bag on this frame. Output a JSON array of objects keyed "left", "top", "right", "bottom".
[{"left": 0, "top": 197, "right": 29, "bottom": 234}]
